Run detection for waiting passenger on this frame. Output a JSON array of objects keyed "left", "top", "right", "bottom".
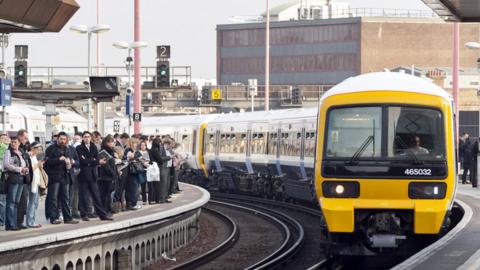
[
  {"left": 26, "top": 142, "right": 43, "bottom": 228},
  {"left": 3, "top": 137, "right": 29, "bottom": 230}
]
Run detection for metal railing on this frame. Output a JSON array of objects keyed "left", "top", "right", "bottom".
[
  {"left": 111, "top": 85, "right": 335, "bottom": 108},
  {"left": 6, "top": 65, "right": 192, "bottom": 88},
  {"left": 328, "top": 8, "right": 438, "bottom": 19}
]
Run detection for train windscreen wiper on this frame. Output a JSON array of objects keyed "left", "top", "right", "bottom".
[
  {"left": 395, "top": 136, "right": 422, "bottom": 165},
  {"left": 346, "top": 135, "right": 374, "bottom": 165}
]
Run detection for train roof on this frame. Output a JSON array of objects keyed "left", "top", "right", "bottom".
[
  {"left": 141, "top": 114, "right": 216, "bottom": 126},
  {"left": 8, "top": 104, "right": 86, "bottom": 122},
  {"left": 321, "top": 72, "right": 452, "bottom": 101}
]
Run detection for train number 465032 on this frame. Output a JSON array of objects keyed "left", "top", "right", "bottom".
[{"left": 404, "top": 168, "right": 432, "bottom": 176}]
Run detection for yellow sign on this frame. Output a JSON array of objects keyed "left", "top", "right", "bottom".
[
  {"left": 53, "top": 116, "right": 60, "bottom": 125},
  {"left": 211, "top": 89, "right": 222, "bottom": 100}
]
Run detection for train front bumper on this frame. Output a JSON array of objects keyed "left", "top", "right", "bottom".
[{"left": 320, "top": 198, "right": 450, "bottom": 234}]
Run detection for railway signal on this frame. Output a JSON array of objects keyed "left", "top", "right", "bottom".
[
  {"left": 201, "top": 86, "right": 211, "bottom": 105},
  {"left": 292, "top": 87, "right": 302, "bottom": 105},
  {"left": 14, "top": 60, "right": 27, "bottom": 88},
  {"left": 156, "top": 60, "right": 170, "bottom": 87}
]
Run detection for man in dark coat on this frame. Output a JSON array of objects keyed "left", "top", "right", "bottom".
[
  {"left": 472, "top": 138, "right": 479, "bottom": 188},
  {"left": 150, "top": 138, "right": 171, "bottom": 203},
  {"left": 67, "top": 139, "right": 81, "bottom": 218},
  {"left": 462, "top": 136, "right": 474, "bottom": 185},
  {"left": 44, "top": 132, "right": 79, "bottom": 224},
  {"left": 76, "top": 131, "right": 113, "bottom": 221}
]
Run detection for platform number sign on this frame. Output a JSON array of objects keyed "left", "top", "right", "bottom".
[
  {"left": 113, "top": 120, "right": 120, "bottom": 133},
  {"left": 133, "top": 113, "right": 142, "bottom": 122},
  {"left": 157, "top": 45, "right": 171, "bottom": 59}
]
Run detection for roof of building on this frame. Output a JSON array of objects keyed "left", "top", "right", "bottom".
[
  {"left": 0, "top": 0, "right": 79, "bottom": 33},
  {"left": 321, "top": 72, "right": 451, "bottom": 101},
  {"left": 421, "top": 0, "right": 480, "bottom": 22}
]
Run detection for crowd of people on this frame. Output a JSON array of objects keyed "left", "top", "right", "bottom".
[{"left": 0, "top": 129, "right": 185, "bottom": 231}]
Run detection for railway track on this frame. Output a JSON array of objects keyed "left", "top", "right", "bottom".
[
  {"left": 171, "top": 198, "right": 306, "bottom": 269},
  {"left": 212, "top": 193, "right": 328, "bottom": 270}
]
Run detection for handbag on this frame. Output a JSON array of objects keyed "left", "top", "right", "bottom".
[
  {"left": 38, "top": 167, "right": 49, "bottom": 196},
  {"left": 0, "top": 172, "right": 7, "bottom": 195},
  {"left": 129, "top": 160, "right": 145, "bottom": 175},
  {"left": 147, "top": 162, "right": 160, "bottom": 182}
]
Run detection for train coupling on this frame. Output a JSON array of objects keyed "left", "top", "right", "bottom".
[{"left": 369, "top": 234, "right": 406, "bottom": 248}]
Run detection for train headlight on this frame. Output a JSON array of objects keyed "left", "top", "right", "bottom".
[
  {"left": 322, "top": 181, "right": 360, "bottom": 198},
  {"left": 408, "top": 182, "right": 447, "bottom": 199}
]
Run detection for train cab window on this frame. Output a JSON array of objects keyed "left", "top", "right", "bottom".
[
  {"left": 388, "top": 106, "right": 445, "bottom": 160},
  {"left": 325, "top": 107, "right": 382, "bottom": 158}
]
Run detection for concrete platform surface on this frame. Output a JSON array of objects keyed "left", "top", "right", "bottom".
[
  {"left": 0, "top": 183, "right": 209, "bottom": 252},
  {"left": 394, "top": 183, "right": 480, "bottom": 270}
]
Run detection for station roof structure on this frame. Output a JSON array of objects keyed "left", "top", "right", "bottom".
[
  {"left": 0, "top": 0, "right": 79, "bottom": 33},
  {"left": 422, "top": 0, "right": 480, "bottom": 21}
]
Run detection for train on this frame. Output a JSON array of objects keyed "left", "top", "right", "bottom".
[
  {"left": 4, "top": 103, "right": 87, "bottom": 143},
  {"left": 105, "top": 72, "right": 455, "bottom": 256}
]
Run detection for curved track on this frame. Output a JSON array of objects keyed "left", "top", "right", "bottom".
[{"left": 213, "top": 193, "right": 328, "bottom": 269}]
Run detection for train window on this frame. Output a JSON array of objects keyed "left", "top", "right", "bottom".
[
  {"left": 325, "top": 107, "right": 382, "bottom": 158},
  {"left": 240, "top": 133, "right": 247, "bottom": 153},
  {"left": 208, "top": 134, "right": 215, "bottom": 153},
  {"left": 388, "top": 106, "right": 445, "bottom": 160}
]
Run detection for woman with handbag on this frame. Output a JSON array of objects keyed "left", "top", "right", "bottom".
[
  {"left": 98, "top": 135, "right": 119, "bottom": 215},
  {"left": 3, "top": 137, "right": 29, "bottom": 231},
  {"left": 124, "top": 138, "right": 141, "bottom": 210},
  {"left": 26, "top": 142, "right": 43, "bottom": 228},
  {"left": 135, "top": 141, "right": 150, "bottom": 204}
]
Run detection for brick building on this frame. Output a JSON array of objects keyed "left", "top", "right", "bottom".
[{"left": 217, "top": 17, "right": 480, "bottom": 86}]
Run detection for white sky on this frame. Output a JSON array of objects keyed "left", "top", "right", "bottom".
[{"left": 4, "top": 0, "right": 430, "bottom": 79}]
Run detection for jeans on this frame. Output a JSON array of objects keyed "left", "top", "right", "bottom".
[
  {"left": 6, "top": 183, "right": 23, "bottom": 229},
  {"left": 0, "top": 194, "right": 6, "bottom": 226},
  {"left": 26, "top": 189, "right": 39, "bottom": 227},
  {"left": 46, "top": 181, "right": 73, "bottom": 223},
  {"left": 126, "top": 175, "right": 138, "bottom": 207},
  {"left": 70, "top": 174, "right": 80, "bottom": 216}
]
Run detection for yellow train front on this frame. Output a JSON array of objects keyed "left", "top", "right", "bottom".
[{"left": 315, "top": 72, "right": 456, "bottom": 256}]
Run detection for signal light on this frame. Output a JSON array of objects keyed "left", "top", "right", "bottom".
[
  {"left": 201, "top": 86, "right": 211, "bottom": 104},
  {"left": 156, "top": 60, "right": 170, "bottom": 88},
  {"left": 292, "top": 87, "right": 302, "bottom": 104},
  {"left": 14, "top": 60, "right": 27, "bottom": 88}
]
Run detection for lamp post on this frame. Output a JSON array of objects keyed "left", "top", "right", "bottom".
[
  {"left": 113, "top": 41, "right": 148, "bottom": 134},
  {"left": 265, "top": 0, "right": 270, "bottom": 111},
  {"left": 465, "top": 42, "right": 480, "bottom": 93},
  {"left": 70, "top": 24, "right": 111, "bottom": 131}
]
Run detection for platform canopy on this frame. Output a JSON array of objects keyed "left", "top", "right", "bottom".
[
  {"left": 0, "top": 0, "right": 79, "bottom": 33},
  {"left": 422, "top": 0, "right": 480, "bottom": 22}
]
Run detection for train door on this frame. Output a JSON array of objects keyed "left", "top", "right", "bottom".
[
  {"left": 300, "top": 127, "right": 307, "bottom": 180},
  {"left": 214, "top": 129, "right": 222, "bottom": 172},
  {"left": 246, "top": 129, "right": 254, "bottom": 174},
  {"left": 276, "top": 128, "right": 282, "bottom": 176}
]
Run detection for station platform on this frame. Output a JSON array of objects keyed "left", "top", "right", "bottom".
[
  {"left": 393, "top": 183, "right": 480, "bottom": 270},
  {"left": 0, "top": 182, "right": 210, "bottom": 270}
]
